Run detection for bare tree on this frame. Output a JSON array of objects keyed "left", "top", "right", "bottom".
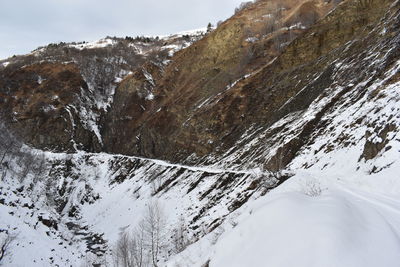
[
  {"left": 31, "top": 152, "right": 47, "bottom": 184},
  {"left": 172, "top": 216, "right": 191, "bottom": 254},
  {"left": 131, "top": 227, "right": 145, "bottom": 267},
  {"left": 113, "top": 227, "right": 146, "bottom": 267},
  {"left": 0, "top": 138, "right": 19, "bottom": 166},
  {"left": 17, "top": 152, "right": 35, "bottom": 183},
  {"left": 0, "top": 123, "right": 22, "bottom": 181},
  {"left": 206, "top": 23, "right": 213, "bottom": 33},
  {"left": 114, "top": 231, "right": 131, "bottom": 267},
  {"left": 140, "top": 201, "right": 166, "bottom": 267},
  {"left": 113, "top": 201, "right": 166, "bottom": 267},
  {"left": 0, "top": 231, "right": 16, "bottom": 264}
]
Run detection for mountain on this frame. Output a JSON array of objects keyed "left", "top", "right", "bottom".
[{"left": 1, "top": 0, "right": 400, "bottom": 266}]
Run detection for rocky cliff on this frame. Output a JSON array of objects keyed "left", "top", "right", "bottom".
[
  {"left": 1, "top": 0, "right": 400, "bottom": 266},
  {"left": 1, "top": 0, "right": 339, "bottom": 161}
]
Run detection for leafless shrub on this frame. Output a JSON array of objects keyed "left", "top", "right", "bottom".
[
  {"left": 228, "top": 218, "right": 238, "bottom": 228},
  {"left": 0, "top": 120, "right": 47, "bottom": 184},
  {"left": 16, "top": 151, "right": 47, "bottom": 184},
  {"left": 80, "top": 252, "right": 108, "bottom": 267},
  {"left": 303, "top": 179, "right": 323, "bottom": 197},
  {"left": 235, "top": 1, "right": 253, "bottom": 14},
  {"left": 172, "top": 216, "right": 191, "bottom": 254},
  {"left": 210, "top": 226, "right": 225, "bottom": 245},
  {"left": 0, "top": 122, "right": 23, "bottom": 181},
  {"left": 0, "top": 231, "right": 17, "bottom": 264},
  {"left": 357, "top": 0, "right": 374, "bottom": 8},
  {"left": 17, "top": 152, "right": 34, "bottom": 183}
]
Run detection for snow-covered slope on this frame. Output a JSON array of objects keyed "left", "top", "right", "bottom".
[
  {"left": 1, "top": 150, "right": 275, "bottom": 266},
  {"left": 208, "top": 183, "right": 400, "bottom": 267},
  {"left": 1, "top": 0, "right": 400, "bottom": 266}
]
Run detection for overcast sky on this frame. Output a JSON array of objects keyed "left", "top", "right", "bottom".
[{"left": 0, "top": 0, "right": 245, "bottom": 60}]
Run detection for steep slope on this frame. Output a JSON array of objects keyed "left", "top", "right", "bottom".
[
  {"left": 0, "top": 0, "right": 337, "bottom": 159},
  {"left": 179, "top": 0, "right": 397, "bottom": 166},
  {"left": 1, "top": 0, "right": 400, "bottom": 266},
  {"left": 0, "top": 150, "right": 276, "bottom": 266},
  {"left": 0, "top": 32, "right": 205, "bottom": 152},
  {"left": 166, "top": 0, "right": 400, "bottom": 265},
  {"left": 103, "top": 0, "right": 338, "bottom": 159},
  {"left": 214, "top": 0, "right": 399, "bottom": 170}
]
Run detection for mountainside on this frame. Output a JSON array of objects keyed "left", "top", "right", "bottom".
[
  {"left": 0, "top": 30, "right": 205, "bottom": 152},
  {"left": 1, "top": 0, "right": 400, "bottom": 266}
]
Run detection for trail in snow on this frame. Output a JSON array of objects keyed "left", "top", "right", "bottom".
[
  {"left": 78, "top": 151, "right": 261, "bottom": 175},
  {"left": 166, "top": 162, "right": 400, "bottom": 267},
  {"left": 210, "top": 187, "right": 400, "bottom": 267}
]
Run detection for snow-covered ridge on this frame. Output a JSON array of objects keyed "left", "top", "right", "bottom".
[
  {"left": 64, "top": 28, "right": 207, "bottom": 53},
  {"left": 68, "top": 38, "right": 116, "bottom": 50},
  {"left": 167, "top": 27, "right": 207, "bottom": 38}
]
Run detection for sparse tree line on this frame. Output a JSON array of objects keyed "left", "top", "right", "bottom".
[
  {"left": 82, "top": 201, "right": 192, "bottom": 267},
  {"left": 41, "top": 36, "right": 162, "bottom": 51},
  {"left": 113, "top": 201, "right": 166, "bottom": 267},
  {"left": 235, "top": 1, "right": 253, "bottom": 14},
  {"left": 112, "top": 201, "right": 190, "bottom": 267},
  {"left": 0, "top": 119, "right": 47, "bottom": 264},
  {"left": 0, "top": 120, "right": 47, "bottom": 184}
]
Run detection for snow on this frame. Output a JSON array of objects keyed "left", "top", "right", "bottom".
[
  {"left": 245, "top": 37, "right": 259, "bottom": 43},
  {"left": 142, "top": 69, "right": 155, "bottom": 87},
  {"left": 145, "top": 93, "right": 155, "bottom": 101},
  {"left": 168, "top": 21, "right": 400, "bottom": 267},
  {"left": 114, "top": 77, "right": 123, "bottom": 83},
  {"left": 37, "top": 75, "right": 44, "bottom": 84},
  {"left": 41, "top": 104, "right": 56, "bottom": 113},
  {"left": 78, "top": 104, "right": 103, "bottom": 146},
  {"left": 168, "top": 154, "right": 400, "bottom": 267},
  {"left": 168, "top": 27, "right": 207, "bottom": 38},
  {"left": 1, "top": 9, "right": 400, "bottom": 266},
  {"left": 69, "top": 38, "right": 115, "bottom": 50},
  {"left": 210, "top": 186, "right": 400, "bottom": 267},
  {"left": 2, "top": 61, "right": 10, "bottom": 67},
  {"left": 0, "top": 173, "right": 85, "bottom": 266},
  {"left": 2, "top": 73, "right": 400, "bottom": 265}
]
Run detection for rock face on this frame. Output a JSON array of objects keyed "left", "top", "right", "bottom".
[
  {"left": 101, "top": 0, "right": 398, "bottom": 167},
  {"left": 1, "top": 0, "right": 400, "bottom": 265},
  {"left": 0, "top": 62, "right": 99, "bottom": 151},
  {"left": 102, "top": 0, "right": 339, "bottom": 160},
  {"left": 0, "top": 0, "right": 398, "bottom": 168},
  {"left": 0, "top": 33, "right": 204, "bottom": 152}
]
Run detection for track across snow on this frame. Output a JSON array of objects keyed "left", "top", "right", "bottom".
[{"left": 210, "top": 187, "right": 400, "bottom": 267}]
